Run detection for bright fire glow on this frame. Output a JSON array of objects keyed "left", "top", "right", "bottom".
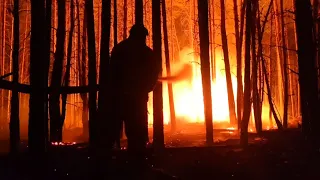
[{"left": 148, "top": 48, "right": 276, "bottom": 131}]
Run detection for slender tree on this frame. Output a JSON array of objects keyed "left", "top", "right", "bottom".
[
  {"left": 162, "top": 0, "right": 176, "bottom": 132},
  {"left": 123, "top": 0, "right": 127, "bottom": 39},
  {"left": 198, "top": 0, "right": 214, "bottom": 144},
  {"left": 10, "top": 0, "right": 20, "bottom": 153},
  {"left": 114, "top": 0, "right": 117, "bottom": 45},
  {"left": 79, "top": 0, "right": 89, "bottom": 138},
  {"left": 233, "top": 0, "right": 244, "bottom": 128},
  {"left": 209, "top": 0, "right": 216, "bottom": 81},
  {"left": 220, "top": 0, "right": 237, "bottom": 125},
  {"left": 45, "top": 0, "right": 52, "bottom": 144},
  {"left": 85, "top": 0, "right": 98, "bottom": 147},
  {"left": 251, "top": 0, "right": 262, "bottom": 134},
  {"left": 49, "top": 0, "right": 66, "bottom": 142},
  {"left": 62, "top": 0, "right": 75, "bottom": 122},
  {"left": 152, "top": 0, "right": 164, "bottom": 149},
  {"left": 1, "top": 0, "right": 6, "bottom": 129},
  {"left": 240, "top": 0, "right": 252, "bottom": 147},
  {"left": 280, "top": 0, "right": 289, "bottom": 128},
  {"left": 98, "top": 0, "right": 111, "bottom": 147}
]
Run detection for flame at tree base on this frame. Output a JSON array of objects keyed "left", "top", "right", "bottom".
[{"left": 147, "top": 48, "right": 278, "bottom": 132}]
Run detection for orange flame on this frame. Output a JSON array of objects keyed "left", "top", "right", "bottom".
[{"left": 148, "top": 48, "right": 276, "bottom": 131}]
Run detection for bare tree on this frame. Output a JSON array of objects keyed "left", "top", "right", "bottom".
[
  {"left": 123, "top": 0, "right": 127, "bottom": 39},
  {"left": 98, "top": 0, "right": 111, "bottom": 147},
  {"left": 198, "top": 0, "right": 213, "bottom": 144},
  {"left": 79, "top": 0, "right": 89, "bottom": 138},
  {"left": 62, "top": 0, "right": 75, "bottom": 123},
  {"left": 29, "top": 0, "right": 49, "bottom": 152},
  {"left": 280, "top": 0, "right": 289, "bottom": 128},
  {"left": 220, "top": 0, "right": 237, "bottom": 125},
  {"left": 114, "top": 0, "right": 117, "bottom": 45},
  {"left": 295, "top": 0, "right": 319, "bottom": 141},
  {"left": 162, "top": 0, "right": 176, "bottom": 132},
  {"left": 85, "top": 0, "right": 98, "bottom": 147},
  {"left": 10, "top": 0, "right": 20, "bottom": 153},
  {"left": 49, "top": 0, "right": 66, "bottom": 142},
  {"left": 233, "top": 0, "right": 244, "bottom": 128},
  {"left": 240, "top": 0, "right": 252, "bottom": 147},
  {"left": 152, "top": 0, "right": 164, "bottom": 149}
]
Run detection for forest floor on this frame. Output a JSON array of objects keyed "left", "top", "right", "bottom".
[{"left": 0, "top": 129, "right": 320, "bottom": 180}]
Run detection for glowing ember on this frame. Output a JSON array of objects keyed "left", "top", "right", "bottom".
[{"left": 51, "top": 142, "right": 77, "bottom": 146}]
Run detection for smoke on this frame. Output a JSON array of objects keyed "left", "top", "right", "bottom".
[{"left": 158, "top": 63, "right": 193, "bottom": 83}]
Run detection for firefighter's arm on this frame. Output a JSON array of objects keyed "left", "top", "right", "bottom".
[{"left": 146, "top": 48, "right": 161, "bottom": 93}]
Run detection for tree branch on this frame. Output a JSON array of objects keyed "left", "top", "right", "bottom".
[{"left": 0, "top": 79, "right": 99, "bottom": 94}]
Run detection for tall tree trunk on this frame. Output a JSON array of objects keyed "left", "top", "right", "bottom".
[
  {"left": 314, "top": 0, "right": 320, "bottom": 81},
  {"left": 220, "top": 0, "right": 237, "bottom": 126},
  {"left": 29, "top": 0, "right": 48, "bottom": 153},
  {"left": 85, "top": 0, "right": 98, "bottom": 147},
  {"left": 135, "top": 0, "right": 143, "bottom": 24},
  {"left": 123, "top": 0, "right": 127, "bottom": 39},
  {"left": 162, "top": 0, "right": 176, "bottom": 133},
  {"left": 98, "top": 0, "right": 111, "bottom": 147},
  {"left": 62, "top": 0, "right": 75, "bottom": 123},
  {"left": 1, "top": 0, "right": 6, "bottom": 130},
  {"left": 114, "top": 0, "right": 117, "bottom": 45},
  {"left": 255, "top": 0, "right": 277, "bottom": 130},
  {"left": 10, "top": 0, "right": 20, "bottom": 153},
  {"left": 280, "top": 0, "right": 289, "bottom": 128},
  {"left": 209, "top": 0, "right": 216, "bottom": 81},
  {"left": 233, "top": 0, "right": 244, "bottom": 129},
  {"left": 273, "top": 1, "right": 284, "bottom": 119},
  {"left": 251, "top": 0, "right": 262, "bottom": 134},
  {"left": 49, "top": 0, "right": 66, "bottom": 142},
  {"left": 152, "top": 0, "right": 164, "bottom": 149},
  {"left": 79, "top": 0, "right": 89, "bottom": 139},
  {"left": 240, "top": 0, "right": 252, "bottom": 147},
  {"left": 45, "top": 0, "right": 52, "bottom": 145},
  {"left": 198, "top": 0, "right": 214, "bottom": 145},
  {"left": 295, "top": 0, "right": 319, "bottom": 141}
]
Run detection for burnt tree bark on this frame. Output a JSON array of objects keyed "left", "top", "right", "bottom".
[
  {"left": 123, "top": 0, "right": 127, "bottom": 39},
  {"left": 79, "top": 0, "right": 89, "bottom": 139},
  {"left": 251, "top": 0, "right": 262, "bottom": 134},
  {"left": 49, "top": 0, "right": 66, "bottom": 142},
  {"left": 98, "top": 0, "right": 111, "bottom": 147},
  {"left": 0, "top": 0, "right": 6, "bottom": 130},
  {"left": 209, "top": 0, "right": 216, "bottom": 81},
  {"left": 29, "top": 0, "right": 49, "bottom": 152},
  {"left": 220, "top": 0, "right": 237, "bottom": 125},
  {"left": 240, "top": 0, "right": 252, "bottom": 147},
  {"left": 85, "top": 0, "right": 98, "bottom": 147},
  {"left": 233, "top": 0, "right": 244, "bottom": 128},
  {"left": 162, "top": 0, "right": 176, "bottom": 133},
  {"left": 114, "top": 0, "right": 117, "bottom": 45},
  {"left": 198, "top": 0, "right": 214, "bottom": 145},
  {"left": 45, "top": 0, "right": 52, "bottom": 144},
  {"left": 152, "top": 0, "right": 164, "bottom": 149},
  {"left": 295, "top": 0, "right": 319, "bottom": 141},
  {"left": 10, "top": 0, "right": 20, "bottom": 153},
  {"left": 62, "top": 0, "right": 75, "bottom": 122},
  {"left": 280, "top": 0, "right": 289, "bottom": 128}
]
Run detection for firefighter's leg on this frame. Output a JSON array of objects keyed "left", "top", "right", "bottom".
[{"left": 124, "top": 98, "right": 148, "bottom": 166}]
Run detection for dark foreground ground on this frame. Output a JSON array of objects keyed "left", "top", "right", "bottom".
[{"left": 0, "top": 129, "right": 320, "bottom": 180}]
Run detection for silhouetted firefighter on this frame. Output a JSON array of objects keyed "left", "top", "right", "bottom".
[{"left": 108, "top": 24, "right": 160, "bottom": 165}]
